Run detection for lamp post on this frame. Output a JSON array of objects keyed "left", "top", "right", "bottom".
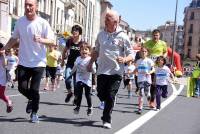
[{"left": 171, "top": 0, "right": 178, "bottom": 65}]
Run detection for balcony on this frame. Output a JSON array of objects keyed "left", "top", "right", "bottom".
[
  {"left": 0, "top": 0, "right": 8, "bottom": 4},
  {"left": 65, "top": 0, "right": 76, "bottom": 9}
]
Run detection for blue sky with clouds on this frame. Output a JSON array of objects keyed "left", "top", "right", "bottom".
[{"left": 109, "top": 0, "right": 192, "bottom": 30}]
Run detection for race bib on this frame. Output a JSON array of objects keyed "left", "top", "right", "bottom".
[{"left": 149, "top": 56, "right": 158, "bottom": 62}]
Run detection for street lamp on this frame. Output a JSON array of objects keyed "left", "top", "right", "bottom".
[{"left": 171, "top": 0, "right": 178, "bottom": 65}]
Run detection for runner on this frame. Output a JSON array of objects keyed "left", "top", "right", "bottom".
[
  {"left": 134, "top": 47, "right": 154, "bottom": 114},
  {"left": 72, "top": 42, "right": 96, "bottom": 116},
  {"left": 44, "top": 45, "right": 60, "bottom": 91},
  {"left": 2, "top": 0, "right": 54, "bottom": 123},
  {"left": 0, "top": 43, "right": 13, "bottom": 113},
  {"left": 5, "top": 48, "right": 18, "bottom": 88},
  {"left": 87, "top": 10, "right": 134, "bottom": 129},
  {"left": 155, "top": 56, "right": 175, "bottom": 110},
  {"left": 124, "top": 60, "right": 135, "bottom": 98},
  {"left": 61, "top": 25, "right": 83, "bottom": 105},
  {"left": 144, "top": 29, "right": 167, "bottom": 108}
]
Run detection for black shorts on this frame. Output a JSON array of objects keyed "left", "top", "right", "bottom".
[
  {"left": 124, "top": 79, "right": 130, "bottom": 86},
  {"left": 46, "top": 66, "right": 57, "bottom": 79}
]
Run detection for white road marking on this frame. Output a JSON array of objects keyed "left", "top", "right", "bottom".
[{"left": 115, "top": 84, "right": 185, "bottom": 134}]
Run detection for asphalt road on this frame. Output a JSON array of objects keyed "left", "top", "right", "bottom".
[{"left": 0, "top": 77, "right": 200, "bottom": 134}]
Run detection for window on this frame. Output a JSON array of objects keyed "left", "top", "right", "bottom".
[
  {"left": 199, "top": 26, "right": 200, "bottom": 33},
  {"left": 190, "top": 12, "right": 194, "bottom": 20},
  {"left": 44, "top": 0, "right": 46, "bottom": 13},
  {"left": 188, "top": 36, "right": 192, "bottom": 46},
  {"left": 79, "top": 4, "right": 81, "bottom": 23},
  {"left": 198, "top": 0, "right": 200, "bottom": 7},
  {"left": 188, "top": 49, "right": 191, "bottom": 58},
  {"left": 61, "top": 10, "right": 64, "bottom": 31},
  {"left": 10, "top": 0, "right": 18, "bottom": 15},
  {"left": 199, "top": 37, "right": 200, "bottom": 47},
  {"left": 198, "top": 37, "right": 200, "bottom": 53},
  {"left": 56, "top": 7, "right": 59, "bottom": 24},
  {"left": 49, "top": 0, "right": 53, "bottom": 26},
  {"left": 188, "top": 24, "right": 193, "bottom": 33}
]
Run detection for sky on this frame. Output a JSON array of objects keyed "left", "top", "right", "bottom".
[{"left": 109, "top": 0, "right": 192, "bottom": 31}]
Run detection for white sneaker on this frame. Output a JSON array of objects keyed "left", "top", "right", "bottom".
[
  {"left": 31, "top": 113, "right": 39, "bottom": 123},
  {"left": 99, "top": 102, "right": 104, "bottom": 110},
  {"left": 103, "top": 122, "right": 111, "bottom": 129}
]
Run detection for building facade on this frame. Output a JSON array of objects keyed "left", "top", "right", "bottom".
[
  {"left": 73, "top": 0, "right": 87, "bottom": 36},
  {"left": 0, "top": 0, "right": 132, "bottom": 48},
  {"left": 184, "top": 0, "right": 200, "bottom": 59},
  {"left": 0, "top": 0, "right": 76, "bottom": 39},
  {"left": 157, "top": 21, "right": 184, "bottom": 60},
  {"left": 100, "top": 0, "right": 112, "bottom": 30},
  {"left": 176, "top": 25, "right": 184, "bottom": 57},
  {"left": 158, "top": 21, "right": 175, "bottom": 47},
  {"left": 89, "top": 0, "right": 101, "bottom": 46},
  {"left": 0, "top": 0, "right": 9, "bottom": 43},
  {"left": 85, "top": 0, "right": 95, "bottom": 45}
]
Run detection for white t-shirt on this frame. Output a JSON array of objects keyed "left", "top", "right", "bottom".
[
  {"left": 74, "top": 56, "right": 96, "bottom": 87},
  {"left": 124, "top": 64, "right": 135, "bottom": 79},
  {"left": 6, "top": 55, "right": 18, "bottom": 70},
  {"left": 155, "top": 65, "right": 171, "bottom": 85},
  {"left": 12, "top": 16, "right": 54, "bottom": 67},
  {"left": 136, "top": 57, "right": 154, "bottom": 84},
  {"left": 0, "top": 57, "right": 7, "bottom": 86}
]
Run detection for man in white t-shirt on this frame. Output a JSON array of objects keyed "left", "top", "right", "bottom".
[{"left": 1, "top": 0, "right": 54, "bottom": 123}]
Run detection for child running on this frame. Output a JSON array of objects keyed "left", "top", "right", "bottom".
[
  {"left": 124, "top": 60, "right": 135, "bottom": 98},
  {"left": 55, "top": 45, "right": 63, "bottom": 89},
  {"left": 155, "top": 56, "right": 175, "bottom": 110},
  {"left": 0, "top": 43, "right": 13, "bottom": 113},
  {"left": 44, "top": 45, "right": 60, "bottom": 91},
  {"left": 134, "top": 47, "right": 154, "bottom": 114},
  {"left": 5, "top": 48, "right": 18, "bottom": 88},
  {"left": 71, "top": 42, "right": 96, "bottom": 116}
]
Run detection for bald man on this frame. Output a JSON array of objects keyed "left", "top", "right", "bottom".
[
  {"left": 87, "top": 10, "right": 134, "bottom": 129},
  {"left": 2, "top": 0, "right": 54, "bottom": 123}
]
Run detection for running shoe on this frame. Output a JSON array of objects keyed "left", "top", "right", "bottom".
[
  {"left": 87, "top": 107, "right": 93, "bottom": 116},
  {"left": 73, "top": 106, "right": 80, "bottom": 114},
  {"left": 156, "top": 106, "right": 161, "bottom": 111},
  {"left": 65, "top": 92, "right": 73, "bottom": 103},
  {"left": 6, "top": 105, "right": 13, "bottom": 113},
  {"left": 31, "top": 113, "right": 39, "bottom": 123},
  {"left": 103, "top": 121, "right": 112, "bottom": 129},
  {"left": 137, "top": 109, "right": 142, "bottom": 114},
  {"left": 99, "top": 102, "right": 104, "bottom": 110},
  {"left": 11, "top": 84, "right": 14, "bottom": 88}
]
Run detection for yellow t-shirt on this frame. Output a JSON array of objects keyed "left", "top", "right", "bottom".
[
  {"left": 144, "top": 40, "right": 167, "bottom": 57},
  {"left": 46, "top": 50, "right": 59, "bottom": 67}
]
